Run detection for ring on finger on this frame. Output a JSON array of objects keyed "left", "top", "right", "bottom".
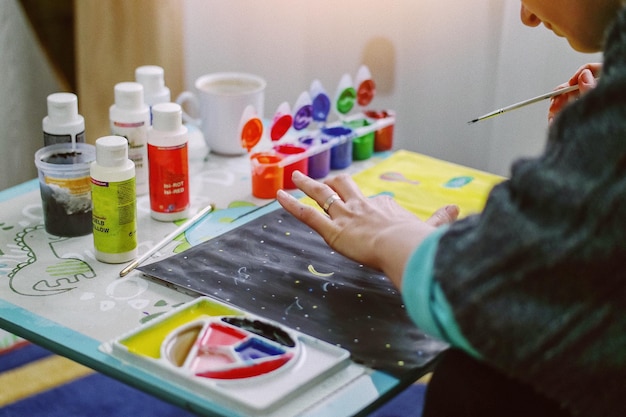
[{"left": 322, "top": 194, "right": 342, "bottom": 213}]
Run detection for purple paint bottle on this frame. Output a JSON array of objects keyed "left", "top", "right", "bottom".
[{"left": 299, "top": 136, "right": 330, "bottom": 179}]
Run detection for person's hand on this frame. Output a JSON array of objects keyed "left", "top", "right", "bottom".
[
  {"left": 276, "top": 171, "right": 459, "bottom": 288},
  {"left": 548, "top": 63, "right": 601, "bottom": 124}
]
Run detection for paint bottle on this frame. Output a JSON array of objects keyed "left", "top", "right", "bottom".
[
  {"left": 135, "top": 65, "right": 171, "bottom": 123},
  {"left": 42, "top": 92, "right": 86, "bottom": 146},
  {"left": 110, "top": 82, "right": 150, "bottom": 196},
  {"left": 147, "top": 102, "right": 190, "bottom": 221},
  {"left": 90, "top": 135, "right": 138, "bottom": 264}
]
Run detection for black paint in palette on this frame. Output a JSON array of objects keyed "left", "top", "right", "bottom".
[{"left": 223, "top": 317, "right": 296, "bottom": 348}]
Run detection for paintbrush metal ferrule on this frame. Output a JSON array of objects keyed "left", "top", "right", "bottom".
[
  {"left": 119, "top": 203, "right": 215, "bottom": 277},
  {"left": 468, "top": 83, "right": 582, "bottom": 124}
]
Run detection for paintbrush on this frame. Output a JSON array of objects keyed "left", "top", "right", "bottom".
[
  {"left": 119, "top": 203, "right": 215, "bottom": 277},
  {"left": 467, "top": 83, "right": 581, "bottom": 124}
]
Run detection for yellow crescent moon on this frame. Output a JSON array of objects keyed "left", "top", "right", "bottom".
[{"left": 307, "top": 264, "right": 335, "bottom": 277}]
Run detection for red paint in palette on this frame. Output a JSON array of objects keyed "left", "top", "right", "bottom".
[
  {"left": 199, "top": 322, "right": 246, "bottom": 347},
  {"left": 196, "top": 353, "right": 293, "bottom": 380},
  {"left": 189, "top": 318, "right": 295, "bottom": 380}
]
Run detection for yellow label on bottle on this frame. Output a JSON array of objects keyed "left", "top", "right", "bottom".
[
  {"left": 45, "top": 175, "right": 91, "bottom": 195},
  {"left": 91, "top": 177, "right": 137, "bottom": 254}
]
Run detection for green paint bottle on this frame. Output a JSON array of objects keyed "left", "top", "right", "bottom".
[{"left": 90, "top": 136, "right": 138, "bottom": 263}]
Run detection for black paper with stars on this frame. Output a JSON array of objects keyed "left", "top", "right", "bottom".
[{"left": 139, "top": 208, "right": 447, "bottom": 378}]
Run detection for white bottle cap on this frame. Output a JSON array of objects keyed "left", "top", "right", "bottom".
[
  {"left": 96, "top": 135, "right": 129, "bottom": 167},
  {"left": 135, "top": 65, "right": 170, "bottom": 106},
  {"left": 114, "top": 82, "right": 145, "bottom": 111},
  {"left": 152, "top": 102, "right": 182, "bottom": 132},
  {"left": 46, "top": 92, "right": 79, "bottom": 124},
  {"left": 43, "top": 92, "right": 86, "bottom": 138}
]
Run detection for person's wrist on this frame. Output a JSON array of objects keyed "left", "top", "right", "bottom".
[{"left": 372, "top": 222, "right": 434, "bottom": 287}]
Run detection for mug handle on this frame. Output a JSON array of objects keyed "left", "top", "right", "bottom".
[{"left": 175, "top": 91, "right": 201, "bottom": 125}]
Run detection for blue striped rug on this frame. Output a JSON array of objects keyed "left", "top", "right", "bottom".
[{"left": 0, "top": 339, "right": 425, "bottom": 417}]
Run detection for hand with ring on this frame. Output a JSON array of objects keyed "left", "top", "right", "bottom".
[
  {"left": 322, "top": 193, "right": 342, "bottom": 213},
  {"left": 276, "top": 171, "right": 459, "bottom": 288}
]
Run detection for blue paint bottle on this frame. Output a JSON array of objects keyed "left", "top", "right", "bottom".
[{"left": 322, "top": 126, "right": 354, "bottom": 170}]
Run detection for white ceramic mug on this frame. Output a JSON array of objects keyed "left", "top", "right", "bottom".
[{"left": 176, "top": 72, "right": 266, "bottom": 155}]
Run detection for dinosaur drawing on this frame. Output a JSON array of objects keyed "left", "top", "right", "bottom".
[{"left": 7, "top": 225, "right": 96, "bottom": 296}]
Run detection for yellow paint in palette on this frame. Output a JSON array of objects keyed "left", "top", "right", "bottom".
[{"left": 120, "top": 299, "right": 243, "bottom": 359}]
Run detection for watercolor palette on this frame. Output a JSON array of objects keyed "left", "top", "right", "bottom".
[{"left": 100, "top": 297, "right": 357, "bottom": 415}]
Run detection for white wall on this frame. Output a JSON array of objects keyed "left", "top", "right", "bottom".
[
  {"left": 183, "top": 0, "right": 601, "bottom": 177},
  {"left": 0, "top": 1, "right": 602, "bottom": 192},
  {"left": 0, "top": 0, "right": 62, "bottom": 191}
]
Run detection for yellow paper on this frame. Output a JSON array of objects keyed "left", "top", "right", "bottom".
[{"left": 303, "top": 150, "right": 505, "bottom": 220}]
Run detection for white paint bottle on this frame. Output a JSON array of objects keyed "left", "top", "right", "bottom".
[
  {"left": 147, "top": 102, "right": 190, "bottom": 221},
  {"left": 90, "top": 135, "right": 138, "bottom": 264},
  {"left": 135, "top": 65, "right": 171, "bottom": 122},
  {"left": 110, "top": 82, "right": 150, "bottom": 196},
  {"left": 42, "top": 92, "right": 86, "bottom": 146}
]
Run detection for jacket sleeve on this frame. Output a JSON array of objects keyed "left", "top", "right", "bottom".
[
  {"left": 431, "top": 8, "right": 626, "bottom": 417},
  {"left": 401, "top": 225, "right": 480, "bottom": 358}
]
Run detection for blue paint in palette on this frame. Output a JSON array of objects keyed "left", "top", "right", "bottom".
[{"left": 236, "top": 338, "right": 285, "bottom": 361}]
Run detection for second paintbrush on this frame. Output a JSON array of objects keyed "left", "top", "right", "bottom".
[
  {"left": 119, "top": 203, "right": 215, "bottom": 277},
  {"left": 468, "top": 83, "right": 581, "bottom": 124}
]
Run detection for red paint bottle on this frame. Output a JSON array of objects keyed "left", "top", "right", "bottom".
[{"left": 147, "top": 103, "right": 190, "bottom": 221}]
